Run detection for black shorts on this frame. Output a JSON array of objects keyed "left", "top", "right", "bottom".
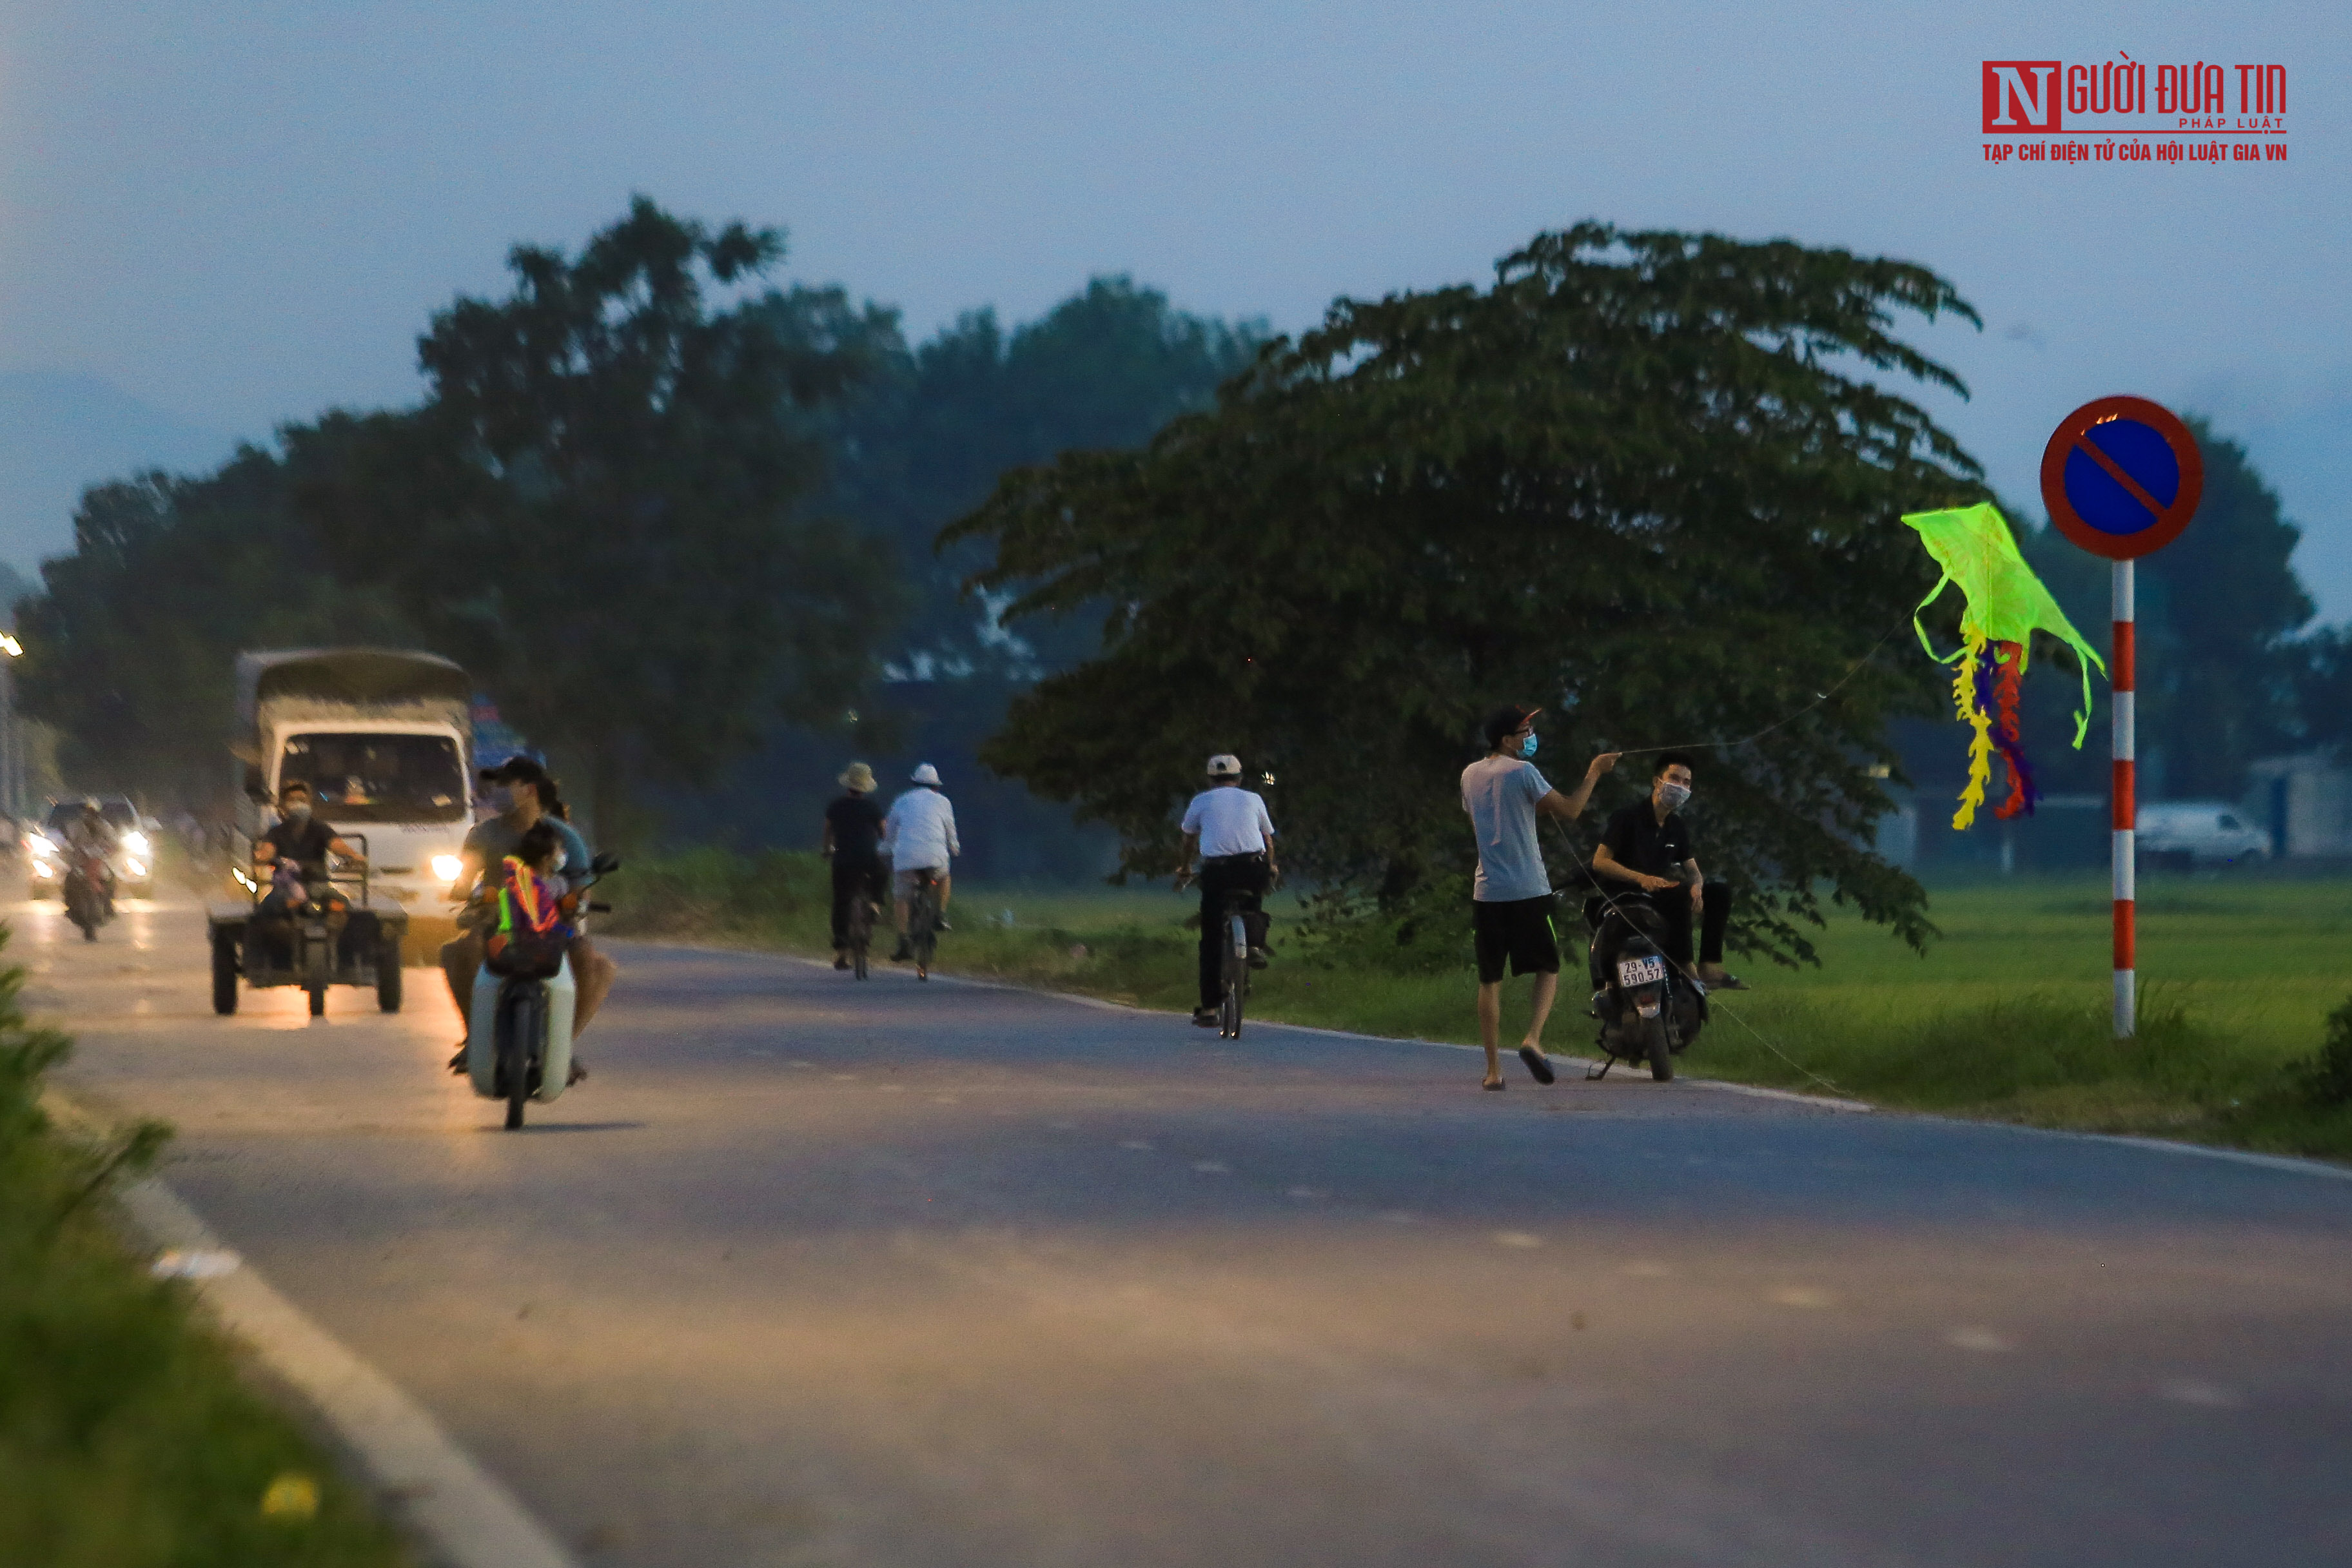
[{"left": 1472, "top": 895, "right": 1559, "bottom": 983}]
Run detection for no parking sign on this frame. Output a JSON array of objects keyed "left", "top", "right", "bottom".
[{"left": 2039, "top": 395, "right": 2202, "bottom": 1038}]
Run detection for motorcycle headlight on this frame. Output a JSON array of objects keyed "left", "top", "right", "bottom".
[
  {"left": 431, "top": 854, "right": 463, "bottom": 883},
  {"left": 124, "top": 859, "right": 146, "bottom": 877},
  {"left": 30, "top": 859, "right": 53, "bottom": 878},
  {"left": 122, "top": 831, "right": 150, "bottom": 854}
]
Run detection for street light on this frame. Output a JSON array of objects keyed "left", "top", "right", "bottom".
[{"left": 0, "top": 632, "right": 23, "bottom": 821}]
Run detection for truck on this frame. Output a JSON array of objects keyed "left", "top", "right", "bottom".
[{"left": 208, "top": 649, "right": 475, "bottom": 1012}]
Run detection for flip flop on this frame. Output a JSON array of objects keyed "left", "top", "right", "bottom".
[
  {"left": 1482, "top": 1079, "right": 1505, "bottom": 1091},
  {"left": 1519, "top": 1046, "right": 1557, "bottom": 1085}
]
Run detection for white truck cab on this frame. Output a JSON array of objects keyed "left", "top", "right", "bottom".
[{"left": 234, "top": 650, "right": 475, "bottom": 948}]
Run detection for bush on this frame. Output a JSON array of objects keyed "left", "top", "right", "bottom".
[{"left": 2297, "top": 996, "right": 2352, "bottom": 1106}]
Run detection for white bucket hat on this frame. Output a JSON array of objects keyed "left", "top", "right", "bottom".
[{"left": 910, "top": 763, "right": 941, "bottom": 785}]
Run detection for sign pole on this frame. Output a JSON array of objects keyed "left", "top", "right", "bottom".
[
  {"left": 2042, "top": 394, "right": 2200, "bottom": 1043},
  {"left": 2112, "top": 559, "right": 2135, "bottom": 1038}
]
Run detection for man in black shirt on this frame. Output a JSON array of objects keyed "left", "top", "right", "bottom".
[
  {"left": 821, "top": 762, "right": 888, "bottom": 969},
  {"left": 252, "top": 779, "right": 367, "bottom": 954},
  {"left": 1591, "top": 753, "right": 1746, "bottom": 990}
]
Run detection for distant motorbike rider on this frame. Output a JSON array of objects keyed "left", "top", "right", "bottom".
[
  {"left": 884, "top": 763, "right": 959, "bottom": 961},
  {"left": 251, "top": 779, "right": 365, "bottom": 954},
  {"left": 442, "top": 758, "right": 613, "bottom": 1076},
  {"left": 63, "top": 799, "right": 120, "bottom": 917}
]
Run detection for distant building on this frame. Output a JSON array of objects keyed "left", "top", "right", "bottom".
[{"left": 2243, "top": 754, "right": 2352, "bottom": 858}]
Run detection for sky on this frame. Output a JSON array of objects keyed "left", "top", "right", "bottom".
[{"left": 1, "top": 0, "right": 2345, "bottom": 611}]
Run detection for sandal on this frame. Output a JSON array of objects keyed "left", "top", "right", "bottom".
[
  {"left": 1482, "top": 1079, "right": 1506, "bottom": 1092},
  {"left": 1518, "top": 1046, "right": 1557, "bottom": 1085}
]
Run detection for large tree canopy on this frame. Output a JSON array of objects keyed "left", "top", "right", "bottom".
[
  {"left": 296, "top": 197, "right": 901, "bottom": 836},
  {"left": 948, "top": 223, "right": 1992, "bottom": 962}
]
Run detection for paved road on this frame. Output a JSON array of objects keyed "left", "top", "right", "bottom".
[{"left": 33, "top": 894, "right": 2352, "bottom": 1567}]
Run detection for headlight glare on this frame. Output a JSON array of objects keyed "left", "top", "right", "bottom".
[{"left": 432, "top": 854, "right": 464, "bottom": 883}]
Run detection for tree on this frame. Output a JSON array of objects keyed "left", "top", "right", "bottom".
[
  {"left": 297, "top": 197, "right": 903, "bottom": 839},
  {"left": 949, "top": 224, "right": 1992, "bottom": 963},
  {"left": 17, "top": 446, "right": 413, "bottom": 803}
]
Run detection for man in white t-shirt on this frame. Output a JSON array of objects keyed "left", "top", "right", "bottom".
[
  {"left": 1173, "top": 754, "right": 1278, "bottom": 1028},
  {"left": 884, "top": 763, "right": 959, "bottom": 961},
  {"left": 1462, "top": 703, "right": 1618, "bottom": 1090}
]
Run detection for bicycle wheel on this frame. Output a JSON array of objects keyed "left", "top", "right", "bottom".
[
  {"left": 848, "top": 896, "right": 872, "bottom": 980},
  {"left": 913, "top": 887, "right": 938, "bottom": 978},
  {"left": 1219, "top": 914, "right": 1246, "bottom": 1037}
]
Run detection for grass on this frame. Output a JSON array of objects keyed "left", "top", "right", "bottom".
[
  {"left": 603, "top": 850, "right": 2352, "bottom": 1160},
  {"left": 0, "top": 933, "right": 413, "bottom": 1567}
]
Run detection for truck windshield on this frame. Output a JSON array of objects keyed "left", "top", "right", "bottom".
[{"left": 280, "top": 734, "right": 467, "bottom": 824}]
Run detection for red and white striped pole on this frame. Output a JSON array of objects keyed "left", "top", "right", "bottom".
[{"left": 2112, "top": 558, "right": 2135, "bottom": 1037}]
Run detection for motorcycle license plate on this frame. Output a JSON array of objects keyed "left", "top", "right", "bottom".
[{"left": 1616, "top": 955, "right": 1667, "bottom": 986}]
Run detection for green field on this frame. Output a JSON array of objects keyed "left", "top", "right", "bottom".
[{"left": 605, "top": 853, "right": 2352, "bottom": 1159}]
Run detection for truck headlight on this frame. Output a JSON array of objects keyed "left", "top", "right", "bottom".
[
  {"left": 30, "top": 859, "right": 53, "bottom": 878},
  {"left": 432, "top": 855, "right": 463, "bottom": 883},
  {"left": 124, "top": 859, "right": 146, "bottom": 877}
]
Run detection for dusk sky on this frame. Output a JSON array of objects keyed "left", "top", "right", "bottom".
[{"left": 3, "top": 0, "right": 2344, "bottom": 609}]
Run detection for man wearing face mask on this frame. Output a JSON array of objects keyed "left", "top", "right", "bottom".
[
  {"left": 1462, "top": 705, "right": 1621, "bottom": 1090},
  {"left": 440, "top": 758, "right": 593, "bottom": 1068},
  {"left": 251, "top": 779, "right": 366, "bottom": 956},
  {"left": 1592, "top": 754, "right": 1747, "bottom": 990}
]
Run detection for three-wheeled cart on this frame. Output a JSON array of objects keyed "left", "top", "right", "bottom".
[{"left": 208, "top": 836, "right": 407, "bottom": 1016}]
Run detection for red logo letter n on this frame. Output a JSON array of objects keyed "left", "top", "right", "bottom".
[{"left": 1982, "top": 61, "right": 2062, "bottom": 132}]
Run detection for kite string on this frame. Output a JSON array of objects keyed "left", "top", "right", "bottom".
[{"left": 1594, "top": 614, "right": 1912, "bottom": 761}]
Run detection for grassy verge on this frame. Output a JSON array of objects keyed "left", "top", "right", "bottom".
[
  {"left": 0, "top": 934, "right": 412, "bottom": 1566},
  {"left": 601, "top": 850, "right": 2352, "bottom": 1159}
]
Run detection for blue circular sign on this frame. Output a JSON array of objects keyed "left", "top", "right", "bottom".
[{"left": 2040, "top": 396, "right": 2203, "bottom": 561}]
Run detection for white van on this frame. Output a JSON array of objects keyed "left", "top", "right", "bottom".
[{"left": 2137, "top": 801, "right": 2270, "bottom": 868}]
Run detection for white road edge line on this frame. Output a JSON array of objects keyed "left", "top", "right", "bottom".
[
  {"left": 618, "top": 937, "right": 2352, "bottom": 1180},
  {"left": 43, "top": 1088, "right": 582, "bottom": 1568}
]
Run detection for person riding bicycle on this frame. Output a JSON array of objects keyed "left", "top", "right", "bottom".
[
  {"left": 822, "top": 761, "right": 888, "bottom": 970},
  {"left": 1173, "top": 754, "right": 1278, "bottom": 1030},
  {"left": 885, "top": 763, "right": 958, "bottom": 962}
]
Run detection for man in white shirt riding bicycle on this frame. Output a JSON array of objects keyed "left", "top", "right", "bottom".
[
  {"left": 885, "top": 763, "right": 959, "bottom": 962},
  {"left": 1173, "top": 754, "right": 1278, "bottom": 1029}
]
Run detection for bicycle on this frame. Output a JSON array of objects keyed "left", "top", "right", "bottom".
[
  {"left": 845, "top": 876, "right": 881, "bottom": 980},
  {"left": 1179, "top": 861, "right": 1271, "bottom": 1040},
  {"left": 905, "top": 868, "right": 942, "bottom": 980}
]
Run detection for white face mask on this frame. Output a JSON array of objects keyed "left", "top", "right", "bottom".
[{"left": 1658, "top": 782, "right": 1692, "bottom": 810}]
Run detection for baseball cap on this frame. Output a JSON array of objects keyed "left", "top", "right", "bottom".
[
  {"left": 1206, "top": 753, "right": 1242, "bottom": 778},
  {"left": 1480, "top": 704, "right": 1541, "bottom": 750},
  {"left": 478, "top": 756, "right": 549, "bottom": 785}
]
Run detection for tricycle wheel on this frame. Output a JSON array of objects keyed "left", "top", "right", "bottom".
[
  {"left": 211, "top": 931, "right": 239, "bottom": 1015},
  {"left": 377, "top": 939, "right": 403, "bottom": 1013}
]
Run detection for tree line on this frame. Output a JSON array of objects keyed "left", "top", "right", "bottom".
[{"left": 16, "top": 200, "right": 2343, "bottom": 959}]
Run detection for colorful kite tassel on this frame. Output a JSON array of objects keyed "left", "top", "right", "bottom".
[
  {"left": 1986, "top": 640, "right": 2039, "bottom": 819},
  {"left": 1950, "top": 631, "right": 1995, "bottom": 831}
]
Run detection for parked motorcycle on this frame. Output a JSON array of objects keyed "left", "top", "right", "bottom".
[
  {"left": 1585, "top": 892, "right": 1706, "bottom": 1081},
  {"left": 464, "top": 853, "right": 618, "bottom": 1130}
]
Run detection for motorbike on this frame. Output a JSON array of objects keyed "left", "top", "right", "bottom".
[
  {"left": 465, "top": 853, "right": 618, "bottom": 1130},
  {"left": 62, "top": 851, "right": 113, "bottom": 941},
  {"left": 1585, "top": 889, "right": 1707, "bottom": 1081}
]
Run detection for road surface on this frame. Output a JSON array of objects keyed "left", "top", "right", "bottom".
[{"left": 34, "top": 892, "right": 2352, "bottom": 1567}]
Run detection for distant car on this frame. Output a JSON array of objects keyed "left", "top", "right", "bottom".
[
  {"left": 2137, "top": 801, "right": 2270, "bottom": 869},
  {"left": 26, "top": 796, "right": 159, "bottom": 897}
]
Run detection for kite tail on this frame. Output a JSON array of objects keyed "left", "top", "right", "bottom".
[
  {"left": 1985, "top": 640, "right": 2039, "bottom": 819},
  {"left": 1950, "top": 629, "right": 1996, "bottom": 831}
]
